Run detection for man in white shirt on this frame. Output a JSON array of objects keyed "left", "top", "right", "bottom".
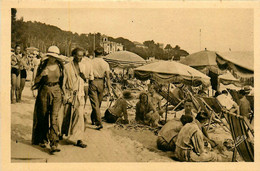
[
  {"left": 88, "top": 47, "right": 112, "bottom": 130},
  {"left": 216, "top": 90, "right": 239, "bottom": 113}
]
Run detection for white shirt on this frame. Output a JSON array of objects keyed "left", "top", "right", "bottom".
[
  {"left": 91, "top": 57, "right": 110, "bottom": 78},
  {"left": 80, "top": 57, "right": 94, "bottom": 85},
  {"left": 217, "top": 94, "right": 237, "bottom": 110}
]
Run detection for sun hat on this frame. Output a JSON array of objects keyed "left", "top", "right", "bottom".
[
  {"left": 123, "top": 90, "right": 134, "bottom": 100},
  {"left": 46, "top": 46, "right": 60, "bottom": 58}
]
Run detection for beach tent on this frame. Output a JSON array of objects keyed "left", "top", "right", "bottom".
[
  {"left": 218, "top": 71, "right": 241, "bottom": 86},
  {"left": 103, "top": 51, "right": 146, "bottom": 68}
]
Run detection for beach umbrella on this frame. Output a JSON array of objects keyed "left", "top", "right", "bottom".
[
  {"left": 180, "top": 49, "right": 222, "bottom": 75},
  {"left": 218, "top": 71, "right": 240, "bottom": 86},
  {"left": 216, "top": 51, "right": 254, "bottom": 85},
  {"left": 134, "top": 60, "right": 210, "bottom": 86},
  {"left": 181, "top": 49, "right": 217, "bottom": 67},
  {"left": 103, "top": 51, "right": 146, "bottom": 68},
  {"left": 134, "top": 60, "right": 210, "bottom": 121}
]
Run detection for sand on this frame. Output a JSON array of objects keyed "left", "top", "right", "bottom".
[
  {"left": 11, "top": 82, "right": 172, "bottom": 162},
  {"left": 11, "top": 81, "right": 239, "bottom": 163}
]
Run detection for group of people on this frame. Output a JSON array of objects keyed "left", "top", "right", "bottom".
[
  {"left": 30, "top": 45, "right": 112, "bottom": 154},
  {"left": 11, "top": 44, "right": 253, "bottom": 161},
  {"left": 11, "top": 45, "right": 42, "bottom": 103}
]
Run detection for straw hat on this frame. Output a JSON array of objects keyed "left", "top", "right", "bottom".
[{"left": 46, "top": 46, "right": 60, "bottom": 58}]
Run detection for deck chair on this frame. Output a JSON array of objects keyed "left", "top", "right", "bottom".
[
  {"left": 222, "top": 111, "right": 254, "bottom": 162},
  {"left": 153, "top": 82, "right": 183, "bottom": 108}
]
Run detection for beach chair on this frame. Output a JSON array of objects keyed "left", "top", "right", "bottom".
[{"left": 222, "top": 110, "right": 254, "bottom": 162}]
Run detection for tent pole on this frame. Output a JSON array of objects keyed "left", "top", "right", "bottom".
[{"left": 165, "top": 83, "right": 170, "bottom": 122}]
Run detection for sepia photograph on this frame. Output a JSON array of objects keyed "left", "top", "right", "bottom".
[{"left": 1, "top": 1, "right": 259, "bottom": 170}]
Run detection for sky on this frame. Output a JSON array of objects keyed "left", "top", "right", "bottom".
[{"left": 16, "top": 8, "right": 253, "bottom": 53}]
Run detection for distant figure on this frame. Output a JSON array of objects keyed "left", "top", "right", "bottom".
[
  {"left": 31, "top": 46, "right": 64, "bottom": 154},
  {"left": 238, "top": 88, "right": 251, "bottom": 118},
  {"left": 19, "top": 52, "right": 30, "bottom": 101},
  {"left": 31, "top": 53, "right": 42, "bottom": 97},
  {"left": 11, "top": 45, "right": 22, "bottom": 103},
  {"left": 88, "top": 47, "right": 112, "bottom": 130},
  {"left": 104, "top": 90, "right": 134, "bottom": 124}
]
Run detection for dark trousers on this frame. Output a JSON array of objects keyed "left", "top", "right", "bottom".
[
  {"left": 88, "top": 79, "right": 104, "bottom": 126},
  {"left": 157, "top": 136, "right": 176, "bottom": 152},
  {"left": 32, "top": 85, "right": 62, "bottom": 147},
  {"left": 104, "top": 109, "right": 118, "bottom": 123}
]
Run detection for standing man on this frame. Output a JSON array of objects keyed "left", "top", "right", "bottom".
[
  {"left": 62, "top": 47, "right": 87, "bottom": 148},
  {"left": 88, "top": 47, "right": 112, "bottom": 130},
  {"left": 80, "top": 51, "right": 94, "bottom": 123}
]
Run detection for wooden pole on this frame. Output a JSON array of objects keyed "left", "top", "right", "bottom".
[{"left": 165, "top": 83, "right": 170, "bottom": 122}]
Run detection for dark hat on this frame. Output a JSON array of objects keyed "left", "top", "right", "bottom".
[
  {"left": 123, "top": 90, "right": 134, "bottom": 100},
  {"left": 94, "top": 47, "right": 104, "bottom": 56},
  {"left": 196, "top": 111, "right": 209, "bottom": 121},
  {"left": 243, "top": 86, "right": 251, "bottom": 94}
]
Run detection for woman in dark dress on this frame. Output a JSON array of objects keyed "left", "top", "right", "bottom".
[{"left": 31, "top": 46, "right": 64, "bottom": 154}]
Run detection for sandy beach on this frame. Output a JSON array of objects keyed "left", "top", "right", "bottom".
[{"left": 11, "top": 80, "right": 238, "bottom": 163}]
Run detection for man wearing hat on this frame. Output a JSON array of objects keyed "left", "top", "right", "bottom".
[
  {"left": 104, "top": 90, "right": 133, "bottom": 124},
  {"left": 238, "top": 87, "right": 251, "bottom": 118},
  {"left": 88, "top": 47, "right": 112, "bottom": 130}
]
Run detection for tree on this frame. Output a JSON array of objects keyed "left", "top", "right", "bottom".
[{"left": 164, "top": 44, "right": 173, "bottom": 50}]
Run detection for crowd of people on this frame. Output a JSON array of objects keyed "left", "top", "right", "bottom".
[{"left": 11, "top": 44, "right": 253, "bottom": 161}]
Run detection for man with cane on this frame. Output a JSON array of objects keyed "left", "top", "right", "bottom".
[{"left": 62, "top": 47, "right": 87, "bottom": 148}]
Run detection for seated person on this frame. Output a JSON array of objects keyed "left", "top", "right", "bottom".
[
  {"left": 148, "top": 85, "right": 164, "bottom": 117},
  {"left": 157, "top": 115, "right": 193, "bottom": 152},
  {"left": 135, "top": 92, "right": 161, "bottom": 127},
  {"left": 175, "top": 99, "right": 197, "bottom": 119},
  {"left": 172, "top": 83, "right": 185, "bottom": 104},
  {"left": 175, "top": 111, "right": 221, "bottom": 162},
  {"left": 104, "top": 90, "right": 134, "bottom": 124},
  {"left": 193, "top": 111, "right": 218, "bottom": 149},
  {"left": 217, "top": 90, "right": 239, "bottom": 113}
]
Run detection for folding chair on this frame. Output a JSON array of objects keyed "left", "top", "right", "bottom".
[{"left": 222, "top": 110, "right": 254, "bottom": 162}]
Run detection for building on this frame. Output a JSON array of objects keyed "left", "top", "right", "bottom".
[
  {"left": 133, "top": 41, "right": 148, "bottom": 49},
  {"left": 100, "top": 35, "right": 124, "bottom": 54}
]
